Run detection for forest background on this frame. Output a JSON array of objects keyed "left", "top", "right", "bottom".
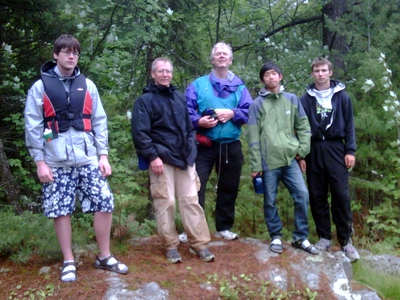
[{"left": 1, "top": 0, "right": 400, "bottom": 266}]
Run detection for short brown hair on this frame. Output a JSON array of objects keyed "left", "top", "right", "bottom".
[
  {"left": 53, "top": 34, "right": 81, "bottom": 55},
  {"left": 311, "top": 57, "right": 332, "bottom": 72}
]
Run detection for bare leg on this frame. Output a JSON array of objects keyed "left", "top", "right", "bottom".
[
  {"left": 54, "top": 215, "right": 74, "bottom": 261},
  {"left": 94, "top": 211, "right": 112, "bottom": 258}
]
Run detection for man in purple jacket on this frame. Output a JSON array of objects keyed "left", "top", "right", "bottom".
[
  {"left": 300, "top": 57, "right": 360, "bottom": 261},
  {"left": 182, "top": 42, "right": 252, "bottom": 242}
]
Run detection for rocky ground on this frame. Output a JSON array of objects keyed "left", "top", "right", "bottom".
[{"left": 1, "top": 235, "right": 397, "bottom": 300}]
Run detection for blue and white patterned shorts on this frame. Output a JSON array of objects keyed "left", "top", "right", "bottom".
[{"left": 42, "top": 165, "right": 114, "bottom": 218}]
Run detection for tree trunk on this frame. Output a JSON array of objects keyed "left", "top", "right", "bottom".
[
  {"left": 322, "top": 0, "right": 348, "bottom": 72},
  {"left": 0, "top": 138, "right": 22, "bottom": 214}
]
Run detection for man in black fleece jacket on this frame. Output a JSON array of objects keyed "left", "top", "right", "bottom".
[
  {"left": 131, "top": 57, "right": 214, "bottom": 264},
  {"left": 300, "top": 57, "right": 360, "bottom": 261}
]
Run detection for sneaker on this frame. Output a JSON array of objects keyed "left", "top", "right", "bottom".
[
  {"left": 291, "top": 239, "right": 319, "bottom": 255},
  {"left": 189, "top": 247, "right": 215, "bottom": 262},
  {"left": 215, "top": 230, "right": 239, "bottom": 240},
  {"left": 166, "top": 249, "right": 182, "bottom": 264},
  {"left": 179, "top": 232, "right": 188, "bottom": 243},
  {"left": 341, "top": 243, "right": 360, "bottom": 262},
  {"left": 315, "top": 238, "right": 332, "bottom": 251}
]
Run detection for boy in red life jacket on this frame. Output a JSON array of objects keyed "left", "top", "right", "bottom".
[{"left": 24, "top": 34, "right": 128, "bottom": 282}]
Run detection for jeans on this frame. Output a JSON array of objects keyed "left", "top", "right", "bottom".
[{"left": 262, "top": 159, "right": 309, "bottom": 241}]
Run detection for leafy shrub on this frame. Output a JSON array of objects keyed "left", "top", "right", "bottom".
[{"left": 0, "top": 208, "right": 59, "bottom": 262}]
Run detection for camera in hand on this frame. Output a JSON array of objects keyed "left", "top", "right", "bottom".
[{"left": 202, "top": 108, "right": 218, "bottom": 119}]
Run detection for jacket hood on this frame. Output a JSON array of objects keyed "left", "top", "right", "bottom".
[
  {"left": 306, "top": 79, "right": 345, "bottom": 97},
  {"left": 40, "top": 60, "right": 81, "bottom": 79},
  {"left": 142, "top": 82, "right": 177, "bottom": 95},
  {"left": 209, "top": 71, "right": 244, "bottom": 92},
  {"left": 258, "top": 85, "right": 285, "bottom": 97}
]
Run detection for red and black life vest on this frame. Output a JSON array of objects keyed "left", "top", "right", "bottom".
[{"left": 42, "top": 73, "right": 93, "bottom": 133}]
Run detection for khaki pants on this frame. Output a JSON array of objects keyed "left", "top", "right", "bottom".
[{"left": 149, "top": 163, "right": 211, "bottom": 251}]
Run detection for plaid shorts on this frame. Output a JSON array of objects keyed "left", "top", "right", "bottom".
[{"left": 42, "top": 165, "right": 114, "bottom": 218}]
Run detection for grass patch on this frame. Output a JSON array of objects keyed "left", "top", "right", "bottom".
[{"left": 353, "top": 260, "right": 400, "bottom": 300}]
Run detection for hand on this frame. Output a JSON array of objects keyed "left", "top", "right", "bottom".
[
  {"left": 36, "top": 160, "right": 53, "bottom": 183},
  {"left": 198, "top": 115, "right": 218, "bottom": 128},
  {"left": 297, "top": 159, "right": 306, "bottom": 173},
  {"left": 251, "top": 171, "right": 262, "bottom": 178},
  {"left": 99, "top": 155, "right": 112, "bottom": 177},
  {"left": 345, "top": 154, "right": 355, "bottom": 169},
  {"left": 215, "top": 108, "right": 234, "bottom": 124},
  {"left": 150, "top": 157, "right": 164, "bottom": 175}
]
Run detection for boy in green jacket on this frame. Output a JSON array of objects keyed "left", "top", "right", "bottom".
[{"left": 247, "top": 62, "right": 317, "bottom": 255}]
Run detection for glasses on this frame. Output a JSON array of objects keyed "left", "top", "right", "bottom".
[
  {"left": 60, "top": 50, "right": 80, "bottom": 57},
  {"left": 155, "top": 69, "right": 172, "bottom": 74}
]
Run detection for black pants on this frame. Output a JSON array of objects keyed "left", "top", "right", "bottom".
[
  {"left": 196, "top": 140, "right": 244, "bottom": 232},
  {"left": 305, "top": 139, "right": 353, "bottom": 246}
]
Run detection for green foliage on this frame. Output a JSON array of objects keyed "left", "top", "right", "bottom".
[
  {"left": 1, "top": 0, "right": 400, "bottom": 266},
  {"left": 353, "top": 261, "right": 400, "bottom": 300},
  {"left": 0, "top": 209, "right": 60, "bottom": 262},
  {"left": 7, "top": 283, "right": 56, "bottom": 300},
  {"left": 354, "top": 53, "right": 400, "bottom": 246},
  {"left": 3, "top": 113, "right": 42, "bottom": 196}
]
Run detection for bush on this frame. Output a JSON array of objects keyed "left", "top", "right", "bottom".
[{"left": 0, "top": 208, "right": 59, "bottom": 262}]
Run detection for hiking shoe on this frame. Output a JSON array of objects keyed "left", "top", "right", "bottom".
[
  {"left": 166, "top": 249, "right": 182, "bottom": 264},
  {"left": 215, "top": 230, "right": 239, "bottom": 240},
  {"left": 315, "top": 238, "right": 332, "bottom": 251},
  {"left": 291, "top": 239, "right": 319, "bottom": 255},
  {"left": 270, "top": 238, "right": 283, "bottom": 254},
  {"left": 341, "top": 243, "right": 360, "bottom": 262},
  {"left": 179, "top": 232, "right": 188, "bottom": 243},
  {"left": 189, "top": 247, "right": 215, "bottom": 262}
]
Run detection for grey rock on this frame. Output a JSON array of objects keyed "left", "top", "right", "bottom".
[
  {"left": 103, "top": 282, "right": 168, "bottom": 300},
  {"left": 102, "top": 238, "right": 388, "bottom": 300},
  {"left": 352, "top": 289, "right": 382, "bottom": 300},
  {"left": 38, "top": 266, "right": 51, "bottom": 274},
  {"left": 362, "top": 254, "right": 400, "bottom": 276}
]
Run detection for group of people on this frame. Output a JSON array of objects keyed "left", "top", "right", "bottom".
[{"left": 24, "top": 34, "right": 359, "bottom": 283}]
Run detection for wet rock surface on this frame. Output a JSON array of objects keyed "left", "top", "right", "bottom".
[{"left": 102, "top": 237, "right": 399, "bottom": 300}]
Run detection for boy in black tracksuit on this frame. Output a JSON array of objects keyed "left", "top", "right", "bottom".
[{"left": 300, "top": 57, "right": 360, "bottom": 261}]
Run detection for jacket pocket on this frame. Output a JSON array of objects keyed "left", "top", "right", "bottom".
[
  {"left": 84, "top": 133, "right": 97, "bottom": 158},
  {"left": 44, "top": 136, "right": 68, "bottom": 162},
  {"left": 150, "top": 174, "right": 169, "bottom": 199}
]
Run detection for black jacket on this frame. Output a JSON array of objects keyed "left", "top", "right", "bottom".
[
  {"left": 131, "top": 82, "right": 197, "bottom": 170},
  {"left": 300, "top": 80, "right": 356, "bottom": 155}
]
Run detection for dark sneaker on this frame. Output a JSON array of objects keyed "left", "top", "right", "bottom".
[
  {"left": 341, "top": 243, "right": 360, "bottom": 262},
  {"left": 291, "top": 239, "right": 319, "bottom": 255},
  {"left": 189, "top": 247, "right": 215, "bottom": 262},
  {"left": 166, "top": 249, "right": 182, "bottom": 264},
  {"left": 315, "top": 238, "right": 332, "bottom": 251}
]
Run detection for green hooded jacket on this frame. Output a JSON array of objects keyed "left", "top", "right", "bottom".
[{"left": 247, "top": 86, "right": 311, "bottom": 171}]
